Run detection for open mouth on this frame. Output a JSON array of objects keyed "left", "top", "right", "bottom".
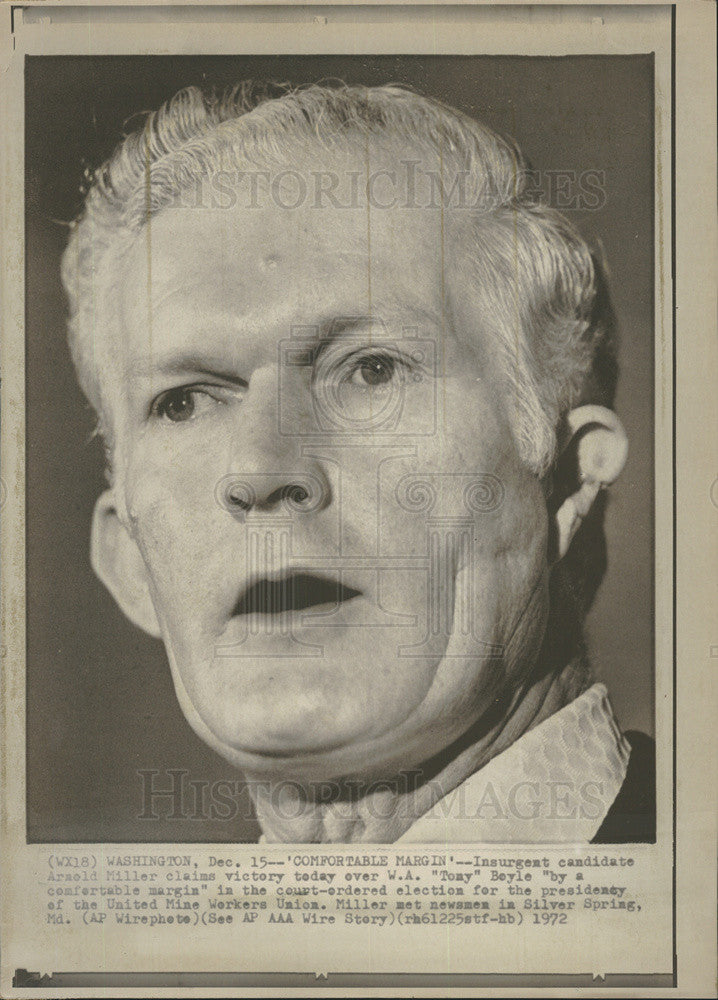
[{"left": 233, "top": 573, "right": 362, "bottom": 616}]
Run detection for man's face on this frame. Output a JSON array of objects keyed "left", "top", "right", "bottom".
[{"left": 107, "top": 152, "right": 550, "bottom": 783}]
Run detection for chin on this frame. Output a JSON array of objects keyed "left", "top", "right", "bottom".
[
  {"left": 208, "top": 736, "right": 373, "bottom": 785},
  {"left": 204, "top": 706, "right": 432, "bottom": 785},
  {"left": 218, "top": 720, "right": 354, "bottom": 759},
  {"left": 166, "top": 640, "right": 454, "bottom": 783},
  {"left": 196, "top": 696, "right": 375, "bottom": 770}
]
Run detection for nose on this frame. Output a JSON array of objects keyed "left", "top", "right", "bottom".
[
  {"left": 221, "top": 472, "right": 330, "bottom": 518},
  {"left": 216, "top": 365, "right": 332, "bottom": 519}
]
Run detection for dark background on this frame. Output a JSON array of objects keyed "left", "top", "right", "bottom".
[{"left": 26, "top": 54, "right": 654, "bottom": 842}]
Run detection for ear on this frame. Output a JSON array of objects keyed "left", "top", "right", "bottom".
[
  {"left": 91, "top": 490, "right": 162, "bottom": 638},
  {"left": 552, "top": 405, "right": 628, "bottom": 562}
]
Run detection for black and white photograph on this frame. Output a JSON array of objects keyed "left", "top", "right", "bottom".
[
  {"left": 26, "top": 52, "right": 656, "bottom": 846},
  {"left": 2, "top": 1, "right": 716, "bottom": 993}
]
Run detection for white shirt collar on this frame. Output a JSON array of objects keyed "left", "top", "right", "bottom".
[{"left": 397, "top": 683, "right": 630, "bottom": 843}]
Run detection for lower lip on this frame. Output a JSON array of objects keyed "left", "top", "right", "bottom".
[
  {"left": 228, "top": 595, "right": 363, "bottom": 632},
  {"left": 242, "top": 600, "right": 344, "bottom": 620}
]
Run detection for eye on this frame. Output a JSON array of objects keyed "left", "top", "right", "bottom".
[
  {"left": 151, "top": 387, "right": 216, "bottom": 423},
  {"left": 347, "top": 353, "right": 398, "bottom": 388}
]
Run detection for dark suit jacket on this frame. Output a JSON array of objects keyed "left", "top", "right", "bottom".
[{"left": 591, "top": 731, "right": 656, "bottom": 843}]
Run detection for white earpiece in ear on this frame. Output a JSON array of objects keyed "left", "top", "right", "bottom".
[{"left": 554, "top": 405, "right": 628, "bottom": 560}]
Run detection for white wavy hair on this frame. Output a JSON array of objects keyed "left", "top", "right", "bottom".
[{"left": 61, "top": 82, "right": 616, "bottom": 476}]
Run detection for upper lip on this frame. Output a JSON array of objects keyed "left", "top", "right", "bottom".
[{"left": 233, "top": 572, "right": 362, "bottom": 616}]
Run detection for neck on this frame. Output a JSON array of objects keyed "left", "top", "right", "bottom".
[{"left": 247, "top": 638, "right": 589, "bottom": 844}]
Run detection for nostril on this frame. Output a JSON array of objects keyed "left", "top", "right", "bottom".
[
  {"left": 273, "top": 479, "right": 328, "bottom": 513},
  {"left": 228, "top": 493, "right": 252, "bottom": 511},
  {"left": 269, "top": 483, "right": 311, "bottom": 512},
  {"left": 284, "top": 484, "right": 309, "bottom": 505},
  {"left": 223, "top": 480, "right": 256, "bottom": 512}
]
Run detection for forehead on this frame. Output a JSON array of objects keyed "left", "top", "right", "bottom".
[
  {"left": 121, "top": 184, "right": 458, "bottom": 326},
  {"left": 117, "top": 145, "right": 482, "bottom": 346}
]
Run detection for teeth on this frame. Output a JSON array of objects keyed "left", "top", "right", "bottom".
[{"left": 234, "top": 574, "right": 361, "bottom": 616}]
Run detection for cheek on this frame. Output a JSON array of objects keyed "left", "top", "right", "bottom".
[
  {"left": 471, "top": 428, "right": 548, "bottom": 591},
  {"left": 425, "top": 426, "right": 549, "bottom": 690},
  {"left": 472, "top": 474, "right": 550, "bottom": 696},
  {"left": 119, "top": 450, "right": 232, "bottom": 634},
  {"left": 125, "top": 461, "right": 196, "bottom": 558},
  {"left": 122, "top": 428, "right": 225, "bottom": 535}
]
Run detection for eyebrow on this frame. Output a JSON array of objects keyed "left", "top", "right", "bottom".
[
  {"left": 315, "top": 307, "right": 442, "bottom": 339},
  {"left": 127, "top": 307, "right": 442, "bottom": 381},
  {"left": 128, "top": 355, "right": 249, "bottom": 384}
]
